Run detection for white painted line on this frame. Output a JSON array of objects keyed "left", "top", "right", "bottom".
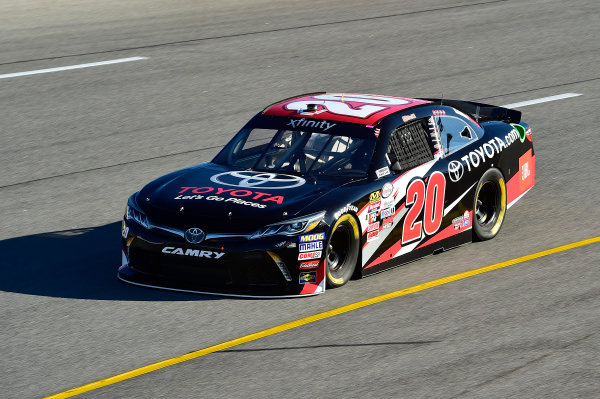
[
  {"left": 502, "top": 93, "right": 582, "bottom": 109},
  {"left": 0, "top": 57, "right": 148, "bottom": 80}
]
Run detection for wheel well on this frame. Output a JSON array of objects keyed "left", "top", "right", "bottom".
[{"left": 331, "top": 212, "right": 363, "bottom": 280}]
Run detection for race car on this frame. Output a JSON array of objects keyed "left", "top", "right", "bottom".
[{"left": 118, "top": 93, "right": 534, "bottom": 297}]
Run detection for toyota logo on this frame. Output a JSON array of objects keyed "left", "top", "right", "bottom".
[
  {"left": 185, "top": 227, "right": 205, "bottom": 244},
  {"left": 448, "top": 160, "right": 464, "bottom": 182},
  {"left": 210, "top": 171, "right": 306, "bottom": 189}
]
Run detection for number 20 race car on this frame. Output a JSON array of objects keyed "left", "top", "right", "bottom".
[{"left": 118, "top": 93, "right": 534, "bottom": 297}]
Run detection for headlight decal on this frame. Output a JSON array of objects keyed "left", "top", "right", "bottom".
[
  {"left": 251, "top": 211, "right": 325, "bottom": 239},
  {"left": 125, "top": 202, "right": 150, "bottom": 229}
]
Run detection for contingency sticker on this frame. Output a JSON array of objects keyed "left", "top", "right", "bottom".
[
  {"left": 299, "top": 241, "right": 324, "bottom": 252},
  {"left": 299, "top": 271, "right": 317, "bottom": 284},
  {"left": 375, "top": 167, "right": 390, "bottom": 178},
  {"left": 299, "top": 260, "right": 320, "bottom": 269},
  {"left": 299, "top": 232, "right": 326, "bottom": 243},
  {"left": 298, "top": 251, "right": 322, "bottom": 260}
]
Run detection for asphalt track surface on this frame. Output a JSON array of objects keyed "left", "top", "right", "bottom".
[{"left": 1, "top": 1, "right": 599, "bottom": 398}]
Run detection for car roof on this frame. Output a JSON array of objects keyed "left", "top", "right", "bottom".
[{"left": 262, "top": 92, "right": 430, "bottom": 126}]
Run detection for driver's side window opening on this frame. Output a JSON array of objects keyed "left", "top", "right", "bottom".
[{"left": 387, "top": 120, "right": 434, "bottom": 172}]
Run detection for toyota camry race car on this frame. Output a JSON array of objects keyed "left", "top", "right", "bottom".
[{"left": 119, "top": 93, "right": 534, "bottom": 297}]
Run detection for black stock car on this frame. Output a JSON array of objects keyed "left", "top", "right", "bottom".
[{"left": 119, "top": 93, "right": 535, "bottom": 297}]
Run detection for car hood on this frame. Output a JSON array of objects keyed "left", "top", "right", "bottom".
[{"left": 137, "top": 162, "right": 349, "bottom": 233}]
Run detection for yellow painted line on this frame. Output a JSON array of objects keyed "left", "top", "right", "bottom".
[{"left": 45, "top": 236, "right": 600, "bottom": 398}]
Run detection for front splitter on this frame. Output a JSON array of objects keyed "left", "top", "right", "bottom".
[{"left": 117, "top": 265, "right": 322, "bottom": 299}]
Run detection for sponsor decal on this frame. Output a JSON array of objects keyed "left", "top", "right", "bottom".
[
  {"left": 510, "top": 123, "right": 528, "bottom": 143},
  {"left": 381, "top": 197, "right": 394, "bottom": 209},
  {"left": 275, "top": 241, "right": 296, "bottom": 248},
  {"left": 368, "top": 201, "right": 381, "bottom": 213},
  {"left": 121, "top": 222, "right": 129, "bottom": 239},
  {"left": 184, "top": 227, "right": 205, "bottom": 244},
  {"left": 452, "top": 216, "right": 463, "bottom": 224},
  {"left": 380, "top": 207, "right": 395, "bottom": 218},
  {"left": 452, "top": 211, "right": 471, "bottom": 229},
  {"left": 367, "top": 230, "right": 379, "bottom": 242},
  {"left": 299, "top": 232, "right": 325, "bottom": 243},
  {"left": 376, "top": 167, "right": 391, "bottom": 178},
  {"left": 369, "top": 191, "right": 381, "bottom": 203},
  {"left": 210, "top": 170, "right": 305, "bottom": 189},
  {"left": 333, "top": 204, "right": 359, "bottom": 220},
  {"left": 381, "top": 182, "right": 394, "bottom": 198},
  {"left": 522, "top": 162, "right": 530, "bottom": 181},
  {"left": 519, "top": 150, "right": 534, "bottom": 192},
  {"left": 299, "top": 241, "right": 324, "bottom": 252},
  {"left": 448, "top": 160, "right": 464, "bottom": 182},
  {"left": 299, "top": 271, "right": 317, "bottom": 284},
  {"left": 176, "top": 186, "right": 284, "bottom": 206},
  {"left": 374, "top": 128, "right": 381, "bottom": 138},
  {"left": 287, "top": 118, "right": 336, "bottom": 131},
  {"left": 460, "top": 132, "right": 519, "bottom": 172},
  {"left": 402, "top": 113, "right": 416, "bottom": 122},
  {"left": 367, "top": 222, "right": 380, "bottom": 232},
  {"left": 432, "top": 109, "right": 446, "bottom": 116},
  {"left": 369, "top": 213, "right": 378, "bottom": 223},
  {"left": 162, "top": 247, "right": 225, "bottom": 259},
  {"left": 298, "top": 251, "right": 322, "bottom": 260},
  {"left": 299, "top": 260, "right": 320, "bottom": 269},
  {"left": 382, "top": 216, "right": 393, "bottom": 229}
]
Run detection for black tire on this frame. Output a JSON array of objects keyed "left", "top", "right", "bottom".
[
  {"left": 473, "top": 168, "right": 507, "bottom": 241},
  {"left": 325, "top": 214, "right": 360, "bottom": 288}
]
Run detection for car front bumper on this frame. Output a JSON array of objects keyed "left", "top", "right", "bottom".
[{"left": 118, "top": 220, "right": 326, "bottom": 297}]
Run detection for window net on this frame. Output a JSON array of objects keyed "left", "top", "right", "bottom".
[{"left": 388, "top": 120, "right": 434, "bottom": 171}]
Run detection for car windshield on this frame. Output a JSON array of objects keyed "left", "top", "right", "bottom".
[{"left": 216, "top": 128, "right": 376, "bottom": 178}]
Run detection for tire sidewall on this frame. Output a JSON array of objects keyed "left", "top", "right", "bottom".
[
  {"left": 473, "top": 168, "right": 507, "bottom": 241},
  {"left": 325, "top": 214, "right": 360, "bottom": 288}
]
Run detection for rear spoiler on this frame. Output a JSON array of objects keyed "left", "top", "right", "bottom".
[{"left": 419, "top": 98, "right": 521, "bottom": 124}]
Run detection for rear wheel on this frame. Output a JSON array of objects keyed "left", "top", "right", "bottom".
[
  {"left": 326, "top": 214, "right": 359, "bottom": 288},
  {"left": 473, "top": 168, "right": 507, "bottom": 241}
]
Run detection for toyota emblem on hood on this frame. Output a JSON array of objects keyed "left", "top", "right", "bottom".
[
  {"left": 185, "top": 227, "right": 205, "bottom": 244},
  {"left": 210, "top": 171, "right": 306, "bottom": 189}
]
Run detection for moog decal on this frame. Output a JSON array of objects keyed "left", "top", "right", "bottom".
[{"left": 299, "top": 232, "right": 326, "bottom": 243}]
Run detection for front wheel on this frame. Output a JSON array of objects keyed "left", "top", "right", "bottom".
[
  {"left": 326, "top": 214, "right": 360, "bottom": 288},
  {"left": 473, "top": 168, "right": 507, "bottom": 241}
]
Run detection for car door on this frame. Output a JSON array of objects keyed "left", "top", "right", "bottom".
[{"left": 361, "top": 115, "right": 440, "bottom": 272}]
